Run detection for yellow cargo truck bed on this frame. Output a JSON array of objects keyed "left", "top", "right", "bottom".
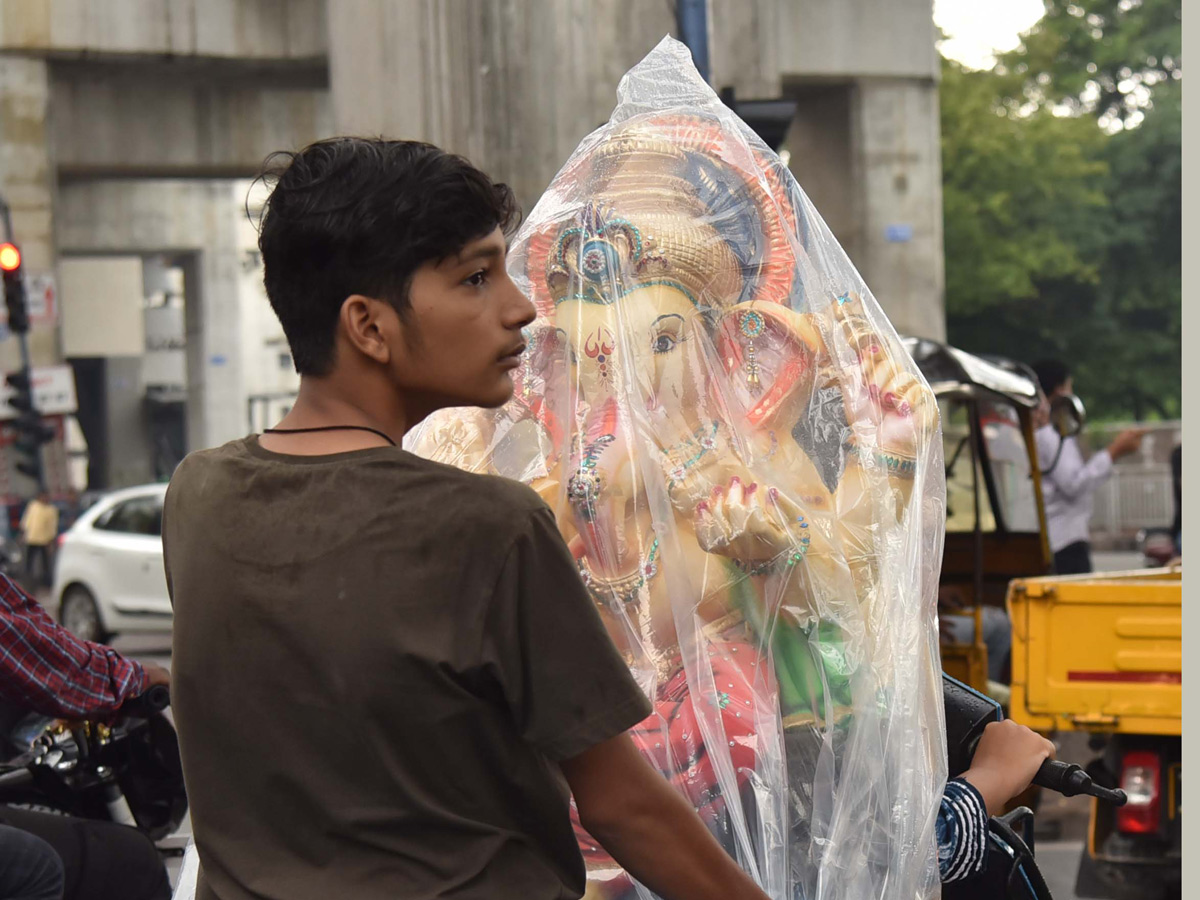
[{"left": 1008, "top": 567, "right": 1181, "bottom": 736}]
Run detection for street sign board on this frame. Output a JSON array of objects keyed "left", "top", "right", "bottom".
[
  {"left": 0, "top": 364, "right": 78, "bottom": 419},
  {"left": 26, "top": 272, "right": 57, "bottom": 323}
]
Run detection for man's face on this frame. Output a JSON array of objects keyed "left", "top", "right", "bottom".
[
  {"left": 1033, "top": 391, "right": 1051, "bottom": 429},
  {"left": 394, "top": 227, "right": 536, "bottom": 413}
]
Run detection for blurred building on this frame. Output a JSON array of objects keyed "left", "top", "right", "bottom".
[{"left": 0, "top": 0, "right": 944, "bottom": 485}]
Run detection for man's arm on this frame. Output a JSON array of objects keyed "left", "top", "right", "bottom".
[
  {"left": 561, "top": 733, "right": 770, "bottom": 900},
  {"left": 936, "top": 779, "right": 988, "bottom": 882},
  {"left": 0, "top": 575, "right": 165, "bottom": 719},
  {"left": 1044, "top": 437, "right": 1112, "bottom": 501},
  {"left": 1045, "top": 428, "right": 1146, "bottom": 502},
  {"left": 492, "top": 505, "right": 765, "bottom": 897},
  {"left": 936, "top": 719, "right": 1058, "bottom": 882}
]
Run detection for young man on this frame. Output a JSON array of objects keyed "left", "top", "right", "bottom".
[
  {"left": 163, "top": 138, "right": 773, "bottom": 900},
  {"left": 1031, "top": 360, "right": 1145, "bottom": 574},
  {"left": 164, "top": 138, "right": 1054, "bottom": 900}
]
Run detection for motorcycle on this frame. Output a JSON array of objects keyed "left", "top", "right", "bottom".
[
  {"left": 0, "top": 684, "right": 188, "bottom": 846},
  {"left": 171, "top": 676, "right": 1127, "bottom": 900},
  {"left": 942, "top": 675, "right": 1128, "bottom": 899},
  {"left": 1136, "top": 528, "right": 1178, "bottom": 568}
]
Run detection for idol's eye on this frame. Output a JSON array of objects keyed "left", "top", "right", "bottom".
[
  {"left": 650, "top": 313, "right": 686, "bottom": 356},
  {"left": 652, "top": 333, "right": 678, "bottom": 355}
]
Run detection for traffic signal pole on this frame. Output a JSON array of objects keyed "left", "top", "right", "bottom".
[
  {"left": 675, "top": 1, "right": 797, "bottom": 152},
  {"left": 11, "top": 334, "right": 39, "bottom": 489},
  {"left": 2, "top": 200, "right": 35, "bottom": 388},
  {"left": 0, "top": 196, "right": 46, "bottom": 491},
  {"left": 676, "top": 0, "right": 712, "bottom": 84}
]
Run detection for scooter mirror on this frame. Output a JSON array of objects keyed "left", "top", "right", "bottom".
[{"left": 1051, "top": 393, "right": 1087, "bottom": 438}]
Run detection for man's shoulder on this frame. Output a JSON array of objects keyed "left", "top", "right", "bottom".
[
  {"left": 166, "top": 439, "right": 249, "bottom": 492},
  {"left": 412, "top": 456, "right": 549, "bottom": 526},
  {"left": 164, "top": 438, "right": 548, "bottom": 529}
]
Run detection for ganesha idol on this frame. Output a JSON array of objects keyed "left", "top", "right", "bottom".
[{"left": 410, "top": 101, "right": 940, "bottom": 896}]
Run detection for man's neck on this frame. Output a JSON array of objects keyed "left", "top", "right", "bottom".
[{"left": 260, "top": 375, "right": 410, "bottom": 455}]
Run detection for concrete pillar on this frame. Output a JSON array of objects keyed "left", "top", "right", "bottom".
[
  {"left": 103, "top": 356, "right": 153, "bottom": 488},
  {"left": 0, "top": 56, "right": 58, "bottom": 368},
  {"left": 55, "top": 179, "right": 247, "bottom": 451},
  {"left": 785, "top": 84, "right": 857, "bottom": 262},
  {"left": 709, "top": 0, "right": 781, "bottom": 98},
  {"left": 326, "top": 0, "right": 674, "bottom": 209},
  {"left": 179, "top": 254, "right": 212, "bottom": 453},
  {"left": 850, "top": 78, "right": 945, "bottom": 340}
]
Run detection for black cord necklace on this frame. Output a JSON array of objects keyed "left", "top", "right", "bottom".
[{"left": 262, "top": 424, "right": 397, "bottom": 448}]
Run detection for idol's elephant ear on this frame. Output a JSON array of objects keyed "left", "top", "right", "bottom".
[{"left": 713, "top": 302, "right": 823, "bottom": 430}]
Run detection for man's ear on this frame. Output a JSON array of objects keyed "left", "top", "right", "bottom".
[{"left": 339, "top": 294, "right": 396, "bottom": 365}]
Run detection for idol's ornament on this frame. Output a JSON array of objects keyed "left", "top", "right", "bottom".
[{"left": 409, "top": 36, "right": 947, "bottom": 900}]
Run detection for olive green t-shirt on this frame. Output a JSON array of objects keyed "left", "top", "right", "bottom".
[{"left": 163, "top": 436, "right": 651, "bottom": 900}]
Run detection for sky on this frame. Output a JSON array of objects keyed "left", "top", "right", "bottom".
[{"left": 933, "top": 0, "right": 1047, "bottom": 70}]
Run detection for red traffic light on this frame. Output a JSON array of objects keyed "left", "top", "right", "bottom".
[{"left": 0, "top": 243, "right": 19, "bottom": 272}]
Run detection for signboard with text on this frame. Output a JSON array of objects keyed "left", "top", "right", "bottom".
[
  {"left": 26, "top": 272, "right": 57, "bottom": 323},
  {"left": 0, "top": 364, "right": 78, "bottom": 420}
]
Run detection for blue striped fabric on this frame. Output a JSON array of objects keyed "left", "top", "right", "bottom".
[{"left": 937, "top": 777, "right": 989, "bottom": 882}]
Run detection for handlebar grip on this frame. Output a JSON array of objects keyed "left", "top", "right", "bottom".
[
  {"left": 1034, "top": 759, "right": 1127, "bottom": 805},
  {"left": 122, "top": 683, "right": 171, "bottom": 718},
  {"left": 1033, "top": 760, "right": 1089, "bottom": 795},
  {"left": 141, "top": 684, "right": 171, "bottom": 712}
]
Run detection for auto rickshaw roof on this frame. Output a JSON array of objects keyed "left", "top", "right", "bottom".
[{"left": 902, "top": 336, "right": 1041, "bottom": 408}]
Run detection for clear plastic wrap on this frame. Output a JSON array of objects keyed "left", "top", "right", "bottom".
[{"left": 407, "top": 36, "right": 948, "bottom": 900}]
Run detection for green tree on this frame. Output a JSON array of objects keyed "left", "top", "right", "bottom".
[
  {"left": 995, "top": 0, "right": 1182, "bottom": 127},
  {"left": 941, "top": 0, "right": 1181, "bottom": 421},
  {"left": 940, "top": 57, "right": 1109, "bottom": 369},
  {"left": 1076, "top": 75, "right": 1181, "bottom": 419}
]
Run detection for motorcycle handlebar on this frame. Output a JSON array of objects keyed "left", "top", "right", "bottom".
[
  {"left": 120, "top": 684, "right": 171, "bottom": 719},
  {"left": 1033, "top": 759, "right": 1127, "bottom": 806},
  {"left": 943, "top": 674, "right": 1127, "bottom": 806}
]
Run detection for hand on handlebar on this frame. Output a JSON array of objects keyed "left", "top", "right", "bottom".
[
  {"left": 142, "top": 662, "right": 171, "bottom": 688},
  {"left": 961, "top": 719, "right": 1056, "bottom": 816},
  {"left": 119, "top": 664, "right": 171, "bottom": 718}
]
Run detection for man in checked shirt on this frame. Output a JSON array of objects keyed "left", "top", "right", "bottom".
[{"left": 0, "top": 574, "right": 172, "bottom": 900}]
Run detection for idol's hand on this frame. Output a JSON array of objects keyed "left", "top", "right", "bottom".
[
  {"left": 425, "top": 416, "right": 493, "bottom": 470},
  {"left": 693, "top": 477, "right": 810, "bottom": 562}
]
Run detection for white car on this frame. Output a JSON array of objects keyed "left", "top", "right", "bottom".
[{"left": 53, "top": 483, "right": 170, "bottom": 643}]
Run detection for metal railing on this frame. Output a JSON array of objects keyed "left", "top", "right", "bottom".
[
  {"left": 1084, "top": 422, "right": 1179, "bottom": 543},
  {"left": 1089, "top": 464, "right": 1174, "bottom": 541}
]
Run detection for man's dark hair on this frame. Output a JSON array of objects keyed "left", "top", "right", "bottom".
[
  {"left": 1031, "top": 359, "right": 1071, "bottom": 397},
  {"left": 255, "top": 138, "right": 521, "bottom": 376}
]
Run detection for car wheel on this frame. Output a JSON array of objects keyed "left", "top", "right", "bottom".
[{"left": 59, "top": 586, "right": 110, "bottom": 644}]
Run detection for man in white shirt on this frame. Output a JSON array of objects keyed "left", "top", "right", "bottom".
[{"left": 1032, "top": 360, "right": 1145, "bottom": 574}]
